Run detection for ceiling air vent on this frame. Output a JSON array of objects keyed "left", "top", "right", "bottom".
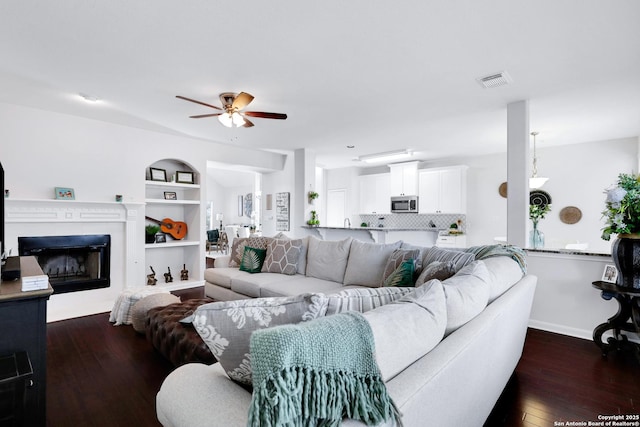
[{"left": 476, "top": 71, "right": 512, "bottom": 89}]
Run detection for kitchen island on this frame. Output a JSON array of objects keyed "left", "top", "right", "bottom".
[{"left": 300, "top": 226, "right": 441, "bottom": 247}]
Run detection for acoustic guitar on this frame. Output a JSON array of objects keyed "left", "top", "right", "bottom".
[{"left": 145, "top": 216, "right": 188, "bottom": 240}]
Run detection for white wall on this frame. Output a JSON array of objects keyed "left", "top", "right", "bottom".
[
  {"left": 0, "top": 102, "right": 287, "bottom": 320},
  {"left": 261, "top": 152, "right": 297, "bottom": 237}
]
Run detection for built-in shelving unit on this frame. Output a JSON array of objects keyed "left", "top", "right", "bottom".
[{"left": 144, "top": 160, "right": 203, "bottom": 290}]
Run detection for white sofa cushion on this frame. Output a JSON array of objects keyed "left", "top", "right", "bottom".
[
  {"left": 259, "top": 276, "right": 344, "bottom": 298},
  {"left": 305, "top": 236, "right": 353, "bottom": 283},
  {"left": 343, "top": 240, "right": 402, "bottom": 287},
  {"left": 192, "top": 294, "right": 328, "bottom": 386},
  {"left": 482, "top": 256, "right": 525, "bottom": 303},
  {"left": 362, "top": 279, "right": 447, "bottom": 381},
  {"left": 204, "top": 267, "right": 247, "bottom": 289},
  {"left": 325, "top": 287, "right": 415, "bottom": 315},
  {"left": 230, "top": 272, "right": 299, "bottom": 298},
  {"left": 441, "top": 260, "right": 491, "bottom": 335}
]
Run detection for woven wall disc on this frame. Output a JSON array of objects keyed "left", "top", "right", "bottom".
[
  {"left": 559, "top": 206, "right": 582, "bottom": 224},
  {"left": 498, "top": 182, "right": 507, "bottom": 198},
  {"left": 530, "top": 190, "right": 552, "bottom": 207}
]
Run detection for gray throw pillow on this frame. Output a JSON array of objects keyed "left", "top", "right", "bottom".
[
  {"left": 192, "top": 294, "right": 328, "bottom": 386},
  {"left": 229, "top": 236, "right": 273, "bottom": 267},
  {"left": 343, "top": 240, "right": 402, "bottom": 287},
  {"left": 305, "top": 236, "right": 353, "bottom": 283}
]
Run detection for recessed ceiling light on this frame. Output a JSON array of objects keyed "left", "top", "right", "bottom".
[
  {"left": 78, "top": 93, "right": 100, "bottom": 103},
  {"left": 347, "top": 145, "right": 355, "bottom": 149},
  {"left": 358, "top": 149, "right": 413, "bottom": 164}
]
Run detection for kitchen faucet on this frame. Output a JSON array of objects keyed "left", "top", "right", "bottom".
[{"left": 344, "top": 218, "right": 351, "bottom": 228}]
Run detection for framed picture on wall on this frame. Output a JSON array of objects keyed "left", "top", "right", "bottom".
[
  {"left": 176, "top": 171, "right": 194, "bottom": 184},
  {"left": 164, "top": 191, "right": 177, "bottom": 200},
  {"left": 601, "top": 264, "right": 618, "bottom": 283},
  {"left": 238, "top": 195, "right": 243, "bottom": 216},
  {"left": 54, "top": 187, "right": 75, "bottom": 200},
  {"left": 150, "top": 167, "right": 167, "bottom": 182},
  {"left": 276, "top": 192, "right": 290, "bottom": 231}
]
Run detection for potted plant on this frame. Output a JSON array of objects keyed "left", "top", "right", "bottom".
[
  {"left": 308, "top": 191, "right": 319, "bottom": 204},
  {"left": 145, "top": 224, "right": 160, "bottom": 243},
  {"left": 602, "top": 173, "right": 640, "bottom": 288},
  {"left": 307, "top": 210, "right": 320, "bottom": 227}
]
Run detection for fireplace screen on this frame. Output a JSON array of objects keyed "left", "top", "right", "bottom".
[{"left": 18, "top": 235, "right": 110, "bottom": 294}]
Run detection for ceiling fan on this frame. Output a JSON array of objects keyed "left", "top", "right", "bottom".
[{"left": 175, "top": 92, "right": 287, "bottom": 128}]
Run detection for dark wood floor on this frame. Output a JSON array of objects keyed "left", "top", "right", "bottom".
[{"left": 46, "top": 287, "right": 640, "bottom": 427}]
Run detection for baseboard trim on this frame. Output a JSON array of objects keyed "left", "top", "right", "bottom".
[{"left": 528, "top": 320, "right": 593, "bottom": 340}]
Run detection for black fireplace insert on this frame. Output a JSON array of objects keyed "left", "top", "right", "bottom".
[{"left": 18, "top": 235, "right": 110, "bottom": 294}]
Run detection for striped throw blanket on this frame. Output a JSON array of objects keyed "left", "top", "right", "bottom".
[
  {"left": 247, "top": 311, "right": 401, "bottom": 427},
  {"left": 465, "top": 244, "right": 527, "bottom": 274}
]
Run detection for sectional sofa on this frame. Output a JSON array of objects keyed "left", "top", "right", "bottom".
[{"left": 157, "top": 235, "right": 537, "bottom": 426}]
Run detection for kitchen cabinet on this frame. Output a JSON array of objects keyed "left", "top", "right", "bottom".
[
  {"left": 359, "top": 173, "right": 390, "bottom": 214},
  {"left": 418, "top": 166, "right": 467, "bottom": 214},
  {"left": 436, "top": 233, "right": 467, "bottom": 248},
  {"left": 145, "top": 159, "right": 203, "bottom": 289},
  {"left": 389, "top": 162, "right": 418, "bottom": 196}
]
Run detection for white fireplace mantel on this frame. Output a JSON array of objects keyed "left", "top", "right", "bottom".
[{"left": 5, "top": 198, "right": 143, "bottom": 223}]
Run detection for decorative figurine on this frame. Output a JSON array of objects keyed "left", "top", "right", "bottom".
[
  {"left": 164, "top": 267, "right": 173, "bottom": 283},
  {"left": 180, "top": 264, "right": 189, "bottom": 281},
  {"left": 147, "top": 266, "right": 157, "bottom": 286}
]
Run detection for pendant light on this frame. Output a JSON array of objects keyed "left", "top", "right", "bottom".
[{"left": 529, "top": 131, "right": 548, "bottom": 189}]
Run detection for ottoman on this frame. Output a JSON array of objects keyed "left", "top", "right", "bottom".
[{"left": 145, "top": 298, "right": 216, "bottom": 367}]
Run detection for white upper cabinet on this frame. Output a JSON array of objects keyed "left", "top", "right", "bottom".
[
  {"left": 418, "top": 166, "right": 468, "bottom": 214},
  {"left": 359, "top": 173, "right": 391, "bottom": 214},
  {"left": 389, "top": 161, "right": 418, "bottom": 196}
]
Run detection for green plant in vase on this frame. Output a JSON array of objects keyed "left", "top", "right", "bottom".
[
  {"left": 529, "top": 203, "right": 551, "bottom": 249},
  {"left": 308, "top": 191, "right": 319, "bottom": 204},
  {"left": 307, "top": 210, "right": 320, "bottom": 227},
  {"left": 145, "top": 225, "right": 160, "bottom": 243}
]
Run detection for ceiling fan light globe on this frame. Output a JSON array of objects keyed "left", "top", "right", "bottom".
[
  {"left": 529, "top": 176, "right": 549, "bottom": 189},
  {"left": 231, "top": 112, "right": 246, "bottom": 127},
  {"left": 218, "top": 113, "right": 233, "bottom": 127}
]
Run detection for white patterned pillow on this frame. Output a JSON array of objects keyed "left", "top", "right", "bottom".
[
  {"left": 261, "top": 239, "right": 303, "bottom": 275},
  {"left": 192, "top": 294, "right": 328, "bottom": 386},
  {"left": 325, "top": 287, "right": 415, "bottom": 316}
]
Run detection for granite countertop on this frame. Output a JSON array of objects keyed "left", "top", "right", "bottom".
[
  {"left": 525, "top": 248, "right": 611, "bottom": 257},
  {"left": 302, "top": 226, "right": 443, "bottom": 232}
]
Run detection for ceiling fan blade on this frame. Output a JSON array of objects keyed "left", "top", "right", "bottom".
[
  {"left": 232, "top": 92, "right": 254, "bottom": 110},
  {"left": 176, "top": 95, "right": 222, "bottom": 110},
  {"left": 244, "top": 111, "right": 288, "bottom": 120},
  {"left": 242, "top": 117, "right": 255, "bottom": 128},
  {"left": 189, "top": 113, "right": 223, "bottom": 119}
]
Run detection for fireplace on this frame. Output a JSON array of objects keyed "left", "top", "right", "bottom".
[{"left": 18, "top": 235, "right": 111, "bottom": 294}]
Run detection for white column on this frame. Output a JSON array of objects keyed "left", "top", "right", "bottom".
[
  {"left": 294, "top": 148, "right": 316, "bottom": 234},
  {"left": 506, "top": 100, "right": 530, "bottom": 247}
]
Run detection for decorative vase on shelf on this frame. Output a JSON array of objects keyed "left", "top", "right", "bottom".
[
  {"left": 611, "top": 234, "right": 640, "bottom": 289},
  {"left": 529, "top": 221, "right": 545, "bottom": 249}
]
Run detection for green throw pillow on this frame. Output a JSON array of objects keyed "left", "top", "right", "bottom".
[
  {"left": 383, "top": 260, "right": 415, "bottom": 287},
  {"left": 240, "top": 246, "right": 267, "bottom": 274}
]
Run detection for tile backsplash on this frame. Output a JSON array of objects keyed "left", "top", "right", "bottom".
[{"left": 358, "top": 213, "right": 466, "bottom": 231}]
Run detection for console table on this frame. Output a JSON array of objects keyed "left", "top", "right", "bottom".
[
  {"left": 0, "top": 256, "right": 53, "bottom": 425},
  {"left": 591, "top": 280, "right": 640, "bottom": 361}
]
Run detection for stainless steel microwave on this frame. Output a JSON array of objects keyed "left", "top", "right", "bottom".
[{"left": 391, "top": 196, "right": 418, "bottom": 213}]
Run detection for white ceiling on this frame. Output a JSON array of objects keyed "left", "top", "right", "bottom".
[{"left": 1, "top": 1, "right": 639, "bottom": 170}]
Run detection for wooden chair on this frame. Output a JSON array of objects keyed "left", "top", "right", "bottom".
[{"left": 205, "top": 229, "right": 220, "bottom": 252}]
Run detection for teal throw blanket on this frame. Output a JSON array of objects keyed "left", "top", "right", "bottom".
[
  {"left": 247, "top": 311, "right": 401, "bottom": 427},
  {"left": 465, "top": 244, "right": 527, "bottom": 274}
]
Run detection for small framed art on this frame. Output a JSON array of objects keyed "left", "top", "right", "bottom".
[
  {"left": 55, "top": 187, "right": 75, "bottom": 200},
  {"left": 176, "top": 171, "right": 195, "bottom": 184},
  {"left": 155, "top": 233, "right": 167, "bottom": 243},
  {"left": 601, "top": 264, "right": 618, "bottom": 283},
  {"left": 164, "top": 191, "right": 177, "bottom": 200},
  {"left": 150, "top": 167, "right": 167, "bottom": 182}
]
